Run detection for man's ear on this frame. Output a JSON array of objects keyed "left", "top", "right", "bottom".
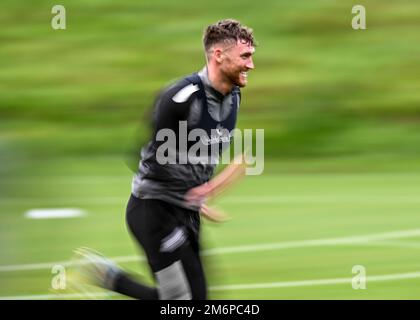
[{"left": 213, "top": 48, "right": 223, "bottom": 64}]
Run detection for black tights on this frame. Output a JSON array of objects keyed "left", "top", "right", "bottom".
[{"left": 113, "top": 196, "right": 206, "bottom": 300}]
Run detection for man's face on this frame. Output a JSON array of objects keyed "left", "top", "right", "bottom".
[{"left": 219, "top": 40, "right": 255, "bottom": 88}]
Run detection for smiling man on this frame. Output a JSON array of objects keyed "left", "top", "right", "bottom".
[
  {"left": 203, "top": 20, "right": 255, "bottom": 93},
  {"left": 77, "top": 19, "right": 256, "bottom": 300}
]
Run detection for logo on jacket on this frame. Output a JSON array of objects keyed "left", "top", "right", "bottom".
[{"left": 201, "top": 124, "right": 233, "bottom": 145}]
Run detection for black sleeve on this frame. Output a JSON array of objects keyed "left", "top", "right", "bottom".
[
  {"left": 152, "top": 81, "right": 194, "bottom": 135},
  {"left": 125, "top": 79, "right": 196, "bottom": 172}
]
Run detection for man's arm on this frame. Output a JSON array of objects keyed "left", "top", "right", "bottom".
[
  {"left": 200, "top": 204, "right": 230, "bottom": 223},
  {"left": 185, "top": 153, "right": 246, "bottom": 207}
]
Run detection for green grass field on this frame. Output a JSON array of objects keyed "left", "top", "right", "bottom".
[
  {"left": 1, "top": 156, "right": 420, "bottom": 299},
  {"left": 1, "top": 0, "right": 420, "bottom": 300}
]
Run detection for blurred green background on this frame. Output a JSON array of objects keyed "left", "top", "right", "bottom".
[
  {"left": 1, "top": 0, "right": 420, "bottom": 299},
  {"left": 2, "top": 0, "right": 420, "bottom": 165}
]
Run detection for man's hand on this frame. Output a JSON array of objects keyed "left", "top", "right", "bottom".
[
  {"left": 185, "top": 154, "right": 246, "bottom": 207},
  {"left": 185, "top": 153, "right": 247, "bottom": 224},
  {"left": 184, "top": 182, "right": 212, "bottom": 208},
  {"left": 200, "top": 204, "right": 229, "bottom": 223}
]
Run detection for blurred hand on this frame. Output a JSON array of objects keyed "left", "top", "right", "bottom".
[
  {"left": 200, "top": 204, "right": 229, "bottom": 223},
  {"left": 184, "top": 182, "right": 212, "bottom": 207}
]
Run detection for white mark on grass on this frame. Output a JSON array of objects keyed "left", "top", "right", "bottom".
[
  {"left": 2, "top": 270, "right": 420, "bottom": 299},
  {"left": 2, "top": 228, "right": 420, "bottom": 272},
  {"left": 0, "top": 255, "right": 144, "bottom": 272},
  {"left": 24, "top": 208, "right": 86, "bottom": 219},
  {"left": 210, "top": 270, "right": 420, "bottom": 291}
]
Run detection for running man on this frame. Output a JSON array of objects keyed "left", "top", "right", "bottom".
[{"left": 77, "top": 18, "right": 256, "bottom": 300}]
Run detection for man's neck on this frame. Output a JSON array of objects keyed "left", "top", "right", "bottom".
[{"left": 206, "top": 65, "right": 233, "bottom": 96}]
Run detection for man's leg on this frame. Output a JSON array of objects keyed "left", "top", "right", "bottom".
[
  {"left": 152, "top": 241, "right": 207, "bottom": 300},
  {"left": 110, "top": 243, "right": 206, "bottom": 299},
  {"left": 113, "top": 272, "right": 158, "bottom": 300},
  {"left": 115, "top": 196, "right": 206, "bottom": 300},
  {"left": 74, "top": 247, "right": 159, "bottom": 300}
]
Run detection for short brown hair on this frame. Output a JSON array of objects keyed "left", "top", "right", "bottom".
[{"left": 203, "top": 19, "right": 256, "bottom": 53}]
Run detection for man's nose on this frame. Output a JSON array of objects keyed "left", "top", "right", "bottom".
[{"left": 246, "top": 58, "right": 254, "bottom": 70}]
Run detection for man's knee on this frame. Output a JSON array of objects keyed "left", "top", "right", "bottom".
[{"left": 155, "top": 260, "right": 192, "bottom": 300}]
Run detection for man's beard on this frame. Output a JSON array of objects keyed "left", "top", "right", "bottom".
[{"left": 225, "top": 68, "right": 247, "bottom": 88}]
